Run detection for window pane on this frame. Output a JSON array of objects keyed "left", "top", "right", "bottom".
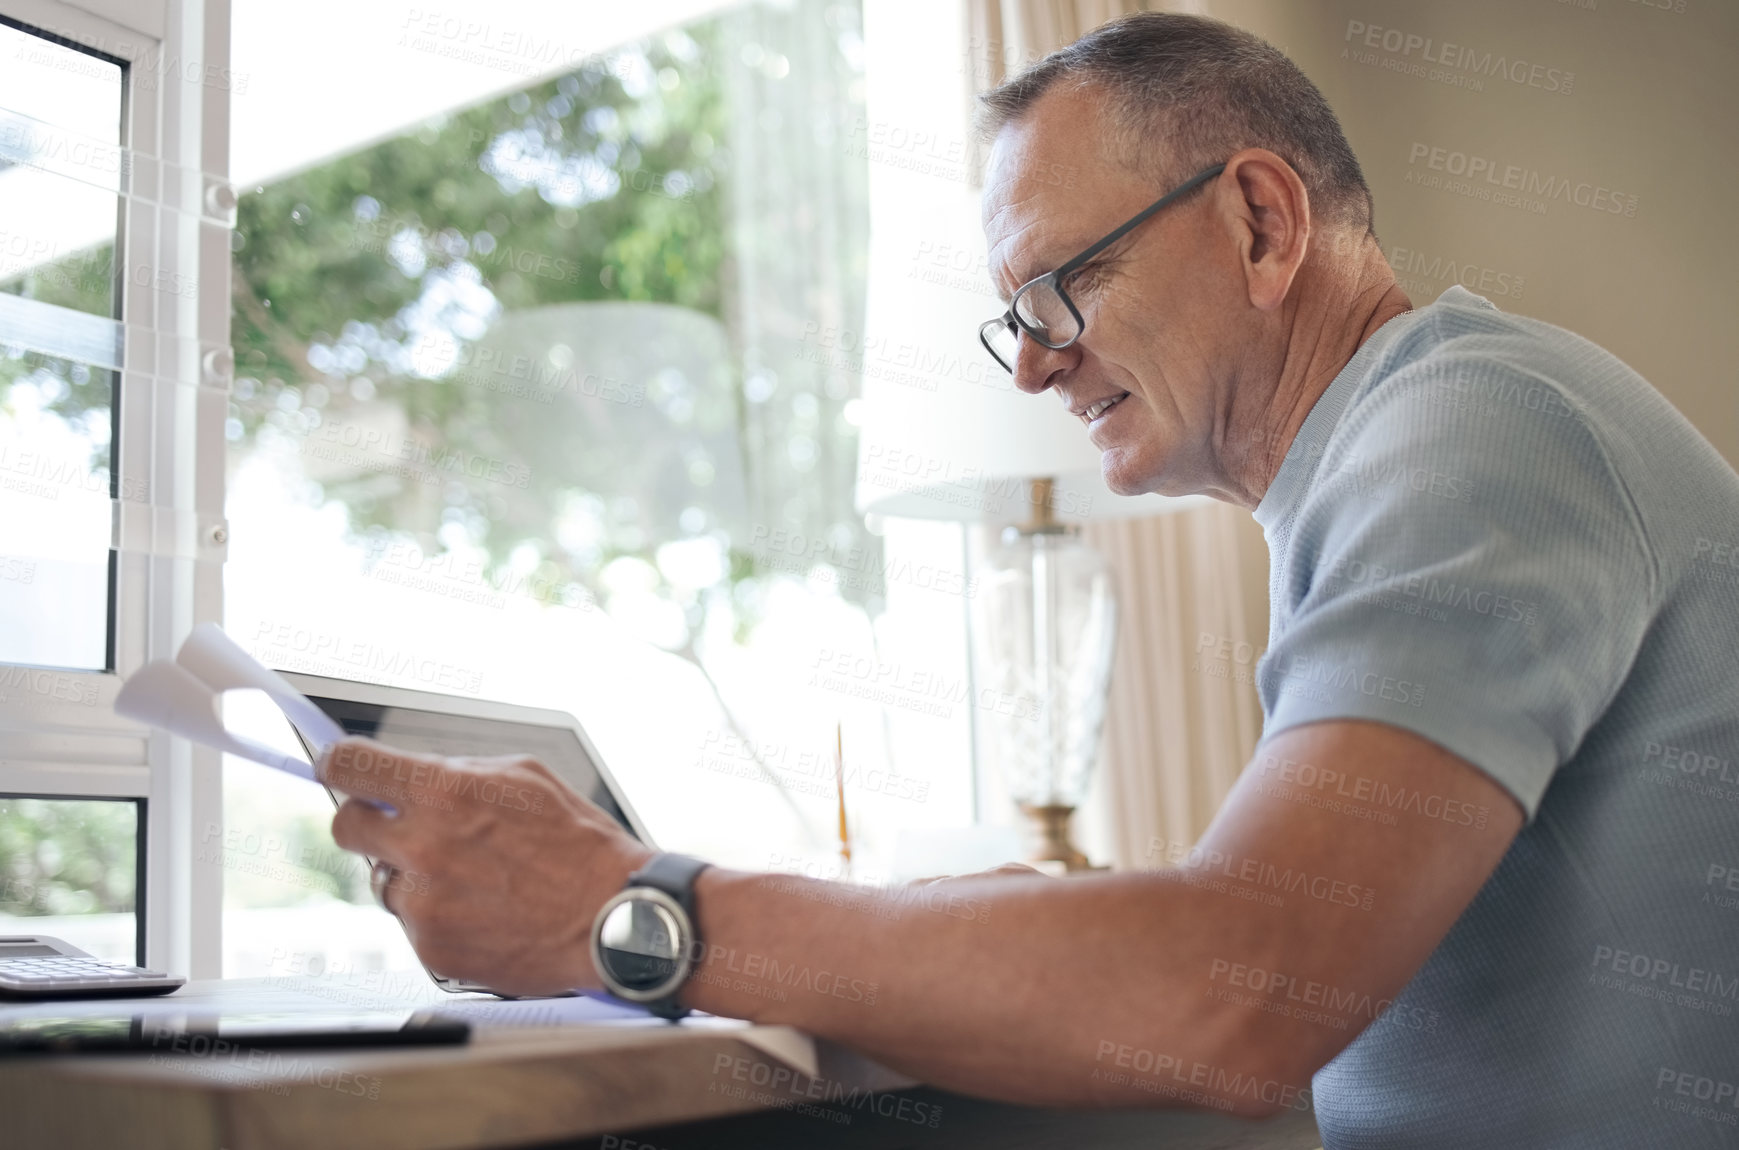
[
  {"left": 0, "top": 796, "right": 140, "bottom": 965},
  {"left": 0, "top": 19, "right": 122, "bottom": 320},
  {"left": 0, "top": 351, "right": 113, "bottom": 668},
  {"left": 224, "top": 1, "right": 972, "bottom": 973},
  {"left": 0, "top": 20, "right": 123, "bottom": 671}
]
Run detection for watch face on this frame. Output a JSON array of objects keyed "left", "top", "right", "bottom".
[{"left": 595, "top": 892, "right": 689, "bottom": 997}]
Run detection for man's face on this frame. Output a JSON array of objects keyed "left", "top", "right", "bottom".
[{"left": 982, "top": 86, "right": 1249, "bottom": 497}]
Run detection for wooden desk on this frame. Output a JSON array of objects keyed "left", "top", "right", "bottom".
[
  {"left": 0, "top": 978, "right": 1323, "bottom": 1150},
  {"left": 568, "top": 1088, "right": 1325, "bottom": 1150}
]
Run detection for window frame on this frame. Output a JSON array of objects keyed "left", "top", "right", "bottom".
[{"left": 0, "top": 0, "right": 232, "bottom": 977}]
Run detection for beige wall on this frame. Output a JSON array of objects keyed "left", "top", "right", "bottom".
[{"left": 1208, "top": 0, "right": 1739, "bottom": 465}]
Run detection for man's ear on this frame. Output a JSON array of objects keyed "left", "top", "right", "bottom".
[{"left": 1220, "top": 148, "right": 1311, "bottom": 312}]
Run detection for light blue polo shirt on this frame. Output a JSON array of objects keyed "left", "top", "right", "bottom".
[{"left": 1252, "top": 286, "right": 1739, "bottom": 1149}]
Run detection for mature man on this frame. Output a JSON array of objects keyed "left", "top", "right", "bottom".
[{"left": 322, "top": 13, "right": 1739, "bottom": 1148}]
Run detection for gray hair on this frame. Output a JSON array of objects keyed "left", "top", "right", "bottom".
[{"left": 978, "top": 12, "right": 1374, "bottom": 232}]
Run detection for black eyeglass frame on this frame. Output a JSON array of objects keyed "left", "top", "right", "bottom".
[{"left": 978, "top": 162, "right": 1228, "bottom": 372}]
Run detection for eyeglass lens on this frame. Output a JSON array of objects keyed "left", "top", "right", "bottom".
[
  {"left": 982, "top": 319, "right": 1020, "bottom": 372},
  {"left": 1014, "top": 280, "right": 1079, "bottom": 346}
]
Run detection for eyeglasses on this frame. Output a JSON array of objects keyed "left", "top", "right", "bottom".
[{"left": 979, "top": 163, "right": 1226, "bottom": 374}]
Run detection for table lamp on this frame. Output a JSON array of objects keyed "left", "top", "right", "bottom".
[{"left": 857, "top": 359, "right": 1204, "bottom": 869}]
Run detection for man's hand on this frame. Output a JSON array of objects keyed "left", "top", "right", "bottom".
[{"left": 318, "top": 736, "right": 653, "bottom": 996}]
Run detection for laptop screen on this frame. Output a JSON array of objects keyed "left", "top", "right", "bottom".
[{"left": 301, "top": 695, "right": 636, "bottom": 839}]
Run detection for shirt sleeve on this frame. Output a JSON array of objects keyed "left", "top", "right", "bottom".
[{"left": 1256, "top": 346, "right": 1657, "bottom": 819}]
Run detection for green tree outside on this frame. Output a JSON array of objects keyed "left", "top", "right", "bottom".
[{"left": 1, "top": 1, "right": 874, "bottom": 913}]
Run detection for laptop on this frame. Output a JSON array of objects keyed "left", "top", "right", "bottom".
[{"left": 279, "top": 672, "right": 658, "bottom": 997}]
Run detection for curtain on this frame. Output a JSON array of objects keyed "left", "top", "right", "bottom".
[
  {"left": 963, "top": 0, "right": 1270, "bottom": 868},
  {"left": 1081, "top": 504, "right": 1269, "bottom": 867}
]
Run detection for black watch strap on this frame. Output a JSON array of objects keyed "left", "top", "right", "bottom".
[
  {"left": 629, "top": 853, "right": 711, "bottom": 916},
  {"left": 626, "top": 853, "right": 711, "bottom": 1020}
]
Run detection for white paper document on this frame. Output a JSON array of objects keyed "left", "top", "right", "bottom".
[{"left": 114, "top": 623, "right": 345, "bottom": 782}]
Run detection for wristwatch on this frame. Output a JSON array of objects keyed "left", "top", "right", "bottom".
[{"left": 590, "top": 853, "right": 712, "bottom": 1020}]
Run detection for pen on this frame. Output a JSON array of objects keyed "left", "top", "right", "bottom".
[{"left": 835, "top": 722, "right": 852, "bottom": 877}]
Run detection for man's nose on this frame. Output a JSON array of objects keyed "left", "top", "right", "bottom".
[{"left": 1012, "top": 334, "right": 1078, "bottom": 395}]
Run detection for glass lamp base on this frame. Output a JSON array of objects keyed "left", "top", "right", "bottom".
[
  {"left": 973, "top": 494, "right": 1118, "bottom": 847},
  {"left": 1018, "top": 802, "right": 1092, "bottom": 871}
]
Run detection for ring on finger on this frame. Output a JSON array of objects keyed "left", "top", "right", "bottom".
[{"left": 370, "top": 859, "right": 399, "bottom": 913}]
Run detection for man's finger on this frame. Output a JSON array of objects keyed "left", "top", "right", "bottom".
[
  {"left": 318, "top": 735, "right": 447, "bottom": 813},
  {"left": 331, "top": 797, "right": 416, "bottom": 867}
]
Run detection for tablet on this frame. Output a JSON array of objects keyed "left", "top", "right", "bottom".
[
  {"left": 278, "top": 673, "right": 657, "bottom": 997},
  {"left": 0, "top": 1009, "right": 469, "bottom": 1055}
]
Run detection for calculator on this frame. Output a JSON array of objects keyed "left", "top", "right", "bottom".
[{"left": 0, "top": 936, "right": 185, "bottom": 999}]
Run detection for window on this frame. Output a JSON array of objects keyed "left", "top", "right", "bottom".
[
  {"left": 0, "top": 17, "right": 134, "bottom": 956},
  {"left": 220, "top": 1, "right": 973, "bottom": 978},
  {"left": 0, "top": 17, "right": 125, "bottom": 670},
  {"left": 0, "top": 0, "right": 234, "bottom": 979}
]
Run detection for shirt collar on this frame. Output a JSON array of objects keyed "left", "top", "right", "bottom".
[{"left": 1252, "top": 300, "right": 1432, "bottom": 535}]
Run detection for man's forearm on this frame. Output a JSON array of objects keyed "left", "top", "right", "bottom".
[
  {"left": 681, "top": 867, "right": 1317, "bottom": 1113},
  {"left": 666, "top": 724, "right": 1524, "bottom": 1112}
]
